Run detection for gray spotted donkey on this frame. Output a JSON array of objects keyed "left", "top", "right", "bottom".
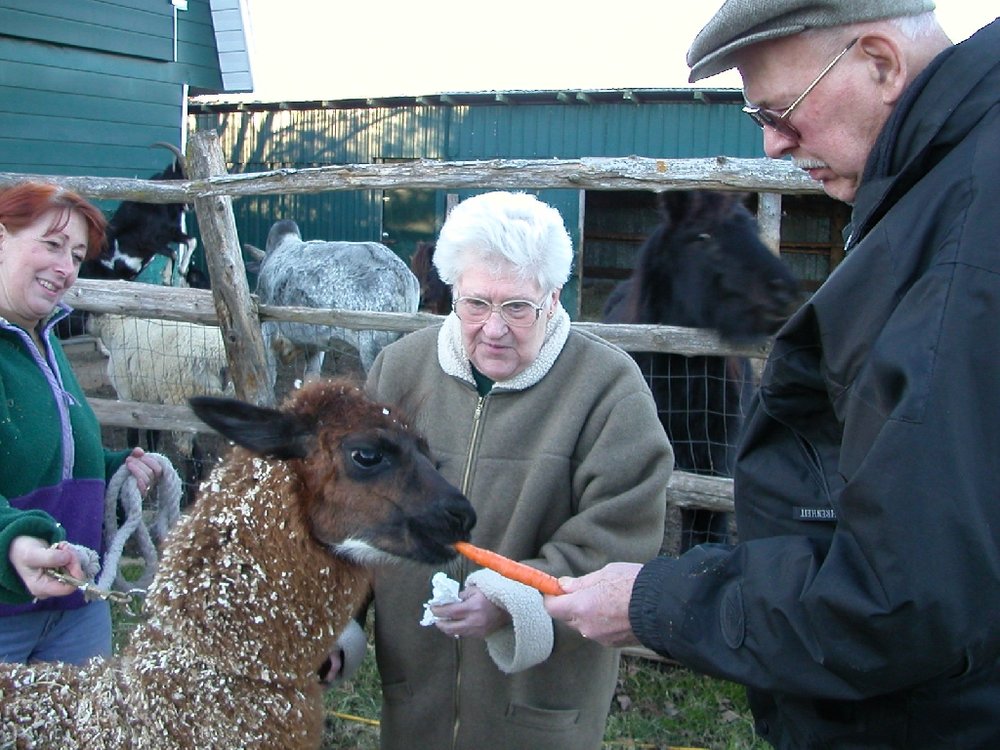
[{"left": 253, "top": 219, "right": 421, "bottom": 390}]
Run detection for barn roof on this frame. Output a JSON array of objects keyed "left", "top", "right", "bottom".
[
  {"left": 188, "top": 87, "right": 744, "bottom": 114},
  {"left": 206, "top": 0, "right": 255, "bottom": 93}
]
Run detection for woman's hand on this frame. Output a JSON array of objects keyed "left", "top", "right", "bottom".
[
  {"left": 125, "top": 447, "right": 164, "bottom": 496},
  {"left": 8, "top": 537, "right": 84, "bottom": 600},
  {"left": 432, "top": 587, "right": 512, "bottom": 640},
  {"left": 543, "top": 562, "right": 643, "bottom": 647},
  {"left": 319, "top": 650, "right": 343, "bottom": 687}
]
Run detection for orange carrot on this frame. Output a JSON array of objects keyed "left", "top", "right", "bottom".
[{"left": 453, "top": 541, "right": 564, "bottom": 596}]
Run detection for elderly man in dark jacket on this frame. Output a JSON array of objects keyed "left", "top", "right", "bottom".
[{"left": 546, "top": 1, "right": 1000, "bottom": 747}]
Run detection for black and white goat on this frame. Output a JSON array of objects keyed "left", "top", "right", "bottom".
[
  {"left": 57, "top": 144, "right": 202, "bottom": 339},
  {"left": 81, "top": 142, "right": 196, "bottom": 284}
]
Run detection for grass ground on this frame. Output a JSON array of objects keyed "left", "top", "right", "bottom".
[{"left": 321, "top": 637, "right": 768, "bottom": 750}]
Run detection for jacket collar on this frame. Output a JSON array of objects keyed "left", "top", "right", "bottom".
[
  {"left": 849, "top": 18, "right": 1000, "bottom": 249},
  {"left": 0, "top": 302, "right": 71, "bottom": 337},
  {"left": 436, "top": 305, "right": 571, "bottom": 392}
]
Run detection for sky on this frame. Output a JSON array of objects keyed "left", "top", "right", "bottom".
[{"left": 230, "top": 2, "right": 996, "bottom": 103}]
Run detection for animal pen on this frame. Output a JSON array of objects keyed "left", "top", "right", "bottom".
[{"left": 0, "top": 130, "right": 823, "bottom": 555}]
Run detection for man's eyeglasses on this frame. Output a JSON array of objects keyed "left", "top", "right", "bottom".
[
  {"left": 742, "top": 37, "right": 859, "bottom": 140},
  {"left": 452, "top": 295, "right": 548, "bottom": 327}
]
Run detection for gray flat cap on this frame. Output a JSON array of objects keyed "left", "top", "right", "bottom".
[{"left": 687, "top": 0, "right": 936, "bottom": 82}]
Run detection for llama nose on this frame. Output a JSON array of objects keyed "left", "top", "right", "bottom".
[{"left": 444, "top": 495, "right": 477, "bottom": 536}]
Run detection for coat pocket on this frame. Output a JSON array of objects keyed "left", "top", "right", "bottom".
[{"left": 504, "top": 701, "right": 579, "bottom": 730}]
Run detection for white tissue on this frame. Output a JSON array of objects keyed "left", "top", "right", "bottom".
[{"left": 420, "top": 571, "right": 462, "bottom": 626}]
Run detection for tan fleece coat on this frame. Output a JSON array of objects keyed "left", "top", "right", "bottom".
[{"left": 367, "top": 309, "right": 673, "bottom": 750}]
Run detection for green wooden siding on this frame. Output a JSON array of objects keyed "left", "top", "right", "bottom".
[
  {"left": 0, "top": 38, "right": 182, "bottom": 179},
  {"left": 177, "top": 0, "right": 228, "bottom": 94},
  {"left": 0, "top": 0, "right": 224, "bottom": 182},
  {"left": 0, "top": 0, "right": 173, "bottom": 61},
  {"left": 448, "top": 102, "right": 760, "bottom": 159},
  {"left": 192, "top": 106, "right": 455, "bottom": 261}
]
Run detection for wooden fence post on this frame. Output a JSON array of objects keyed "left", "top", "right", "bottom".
[
  {"left": 757, "top": 191, "right": 783, "bottom": 255},
  {"left": 186, "top": 131, "right": 273, "bottom": 406}
]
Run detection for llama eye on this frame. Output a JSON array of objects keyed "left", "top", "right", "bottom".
[{"left": 350, "top": 447, "right": 383, "bottom": 469}]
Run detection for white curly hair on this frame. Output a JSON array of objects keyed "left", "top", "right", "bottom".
[{"left": 432, "top": 191, "right": 573, "bottom": 294}]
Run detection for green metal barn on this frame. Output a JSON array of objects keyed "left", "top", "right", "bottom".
[{"left": 190, "top": 91, "right": 849, "bottom": 318}]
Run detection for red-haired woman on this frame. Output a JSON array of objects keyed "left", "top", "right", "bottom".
[{"left": 0, "top": 182, "right": 162, "bottom": 664}]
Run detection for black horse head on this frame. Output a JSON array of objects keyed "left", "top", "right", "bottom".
[{"left": 605, "top": 191, "right": 800, "bottom": 343}]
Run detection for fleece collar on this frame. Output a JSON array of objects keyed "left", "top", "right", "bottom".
[{"left": 436, "top": 305, "right": 571, "bottom": 392}]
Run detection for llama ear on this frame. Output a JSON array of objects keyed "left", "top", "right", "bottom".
[{"left": 189, "top": 396, "right": 313, "bottom": 459}]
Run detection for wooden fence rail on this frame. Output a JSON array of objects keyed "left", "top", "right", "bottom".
[
  {"left": 64, "top": 280, "right": 771, "bottom": 358},
  {"left": 0, "top": 155, "right": 821, "bottom": 202}
]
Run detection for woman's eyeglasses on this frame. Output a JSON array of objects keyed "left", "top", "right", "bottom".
[
  {"left": 742, "top": 37, "right": 859, "bottom": 140},
  {"left": 452, "top": 295, "right": 548, "bottom": 327}
]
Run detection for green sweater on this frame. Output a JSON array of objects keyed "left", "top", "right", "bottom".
[{"left": 0, "top": 307, "right": 128, "bottom": 604}]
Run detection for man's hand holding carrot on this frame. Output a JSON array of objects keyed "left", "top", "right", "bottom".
[{"left": 543, "top": 562, "right": 643, "bottom": 648}]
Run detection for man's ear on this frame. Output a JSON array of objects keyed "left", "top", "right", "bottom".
[{"left": 857, "top": 33, "right": 909, "bottom": 106}]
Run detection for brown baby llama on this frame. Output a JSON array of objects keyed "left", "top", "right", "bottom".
[{"left": 0, "top": 378, "right": 475, "bottom": 749}]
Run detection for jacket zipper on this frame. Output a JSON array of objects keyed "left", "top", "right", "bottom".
[
  {"left": 460, "top": 395, "right": 487, "bottom": 495},
  {"left": 2, "top": 322, "right": 76, "bottom": 478},
  {"left": 452, "top": 393, "right": 487, "bottom": 750}
]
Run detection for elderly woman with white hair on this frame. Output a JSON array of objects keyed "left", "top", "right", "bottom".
[{"left": 362, "top": 191, "right": 672, "bottom": 750}]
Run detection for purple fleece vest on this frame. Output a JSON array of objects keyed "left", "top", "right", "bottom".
[{"left": 1, "top": 478, "right": 106, "bottom": 615}]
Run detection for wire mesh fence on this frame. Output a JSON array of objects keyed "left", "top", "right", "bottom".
[{"left": 632, "top": 351, "right": 755, "bottom": 554}]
